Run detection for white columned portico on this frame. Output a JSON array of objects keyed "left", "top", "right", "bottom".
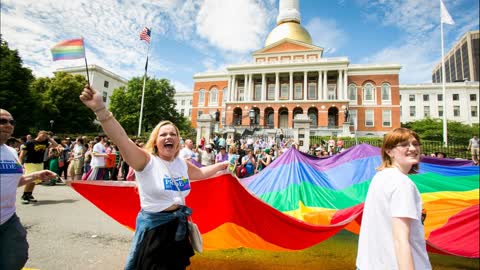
[
  {"left": 275, "top": 72, "right": 279, "bottom": 101},
  {"left": 343, "top": 69, "right": 348, "bottom": 100},
  {"left": 303, "top": 71, "right": 308, "bottom": 100},
  {"left": 318, "top": 71, "right": 322, "bottom": 100},
  {"left": 323, "top": 70, "right": 328, "bottom": 100},
  {"left": 289, "top": 71, "right": 293, "bottom": 101},
  {"left": 338, "top": 70, "right": 343, "bottom": 100},
  {"left": 261, "top": 73, "right": 266, "bottom": 101}
]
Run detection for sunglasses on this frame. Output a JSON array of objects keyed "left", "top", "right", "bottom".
[{"left": 0, "top": 118, "right": 16, "bottom": 126}]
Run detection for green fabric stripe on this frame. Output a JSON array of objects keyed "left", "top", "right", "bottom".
[{"left": 259, "top": 174, "right": 479, "bottom": 212}]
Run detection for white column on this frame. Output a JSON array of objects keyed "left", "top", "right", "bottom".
[
  {"left": 261, "top": 73, "right": 266, "bottom": 101},
  {"left": 289, "top": 72, "right": 293, "bottom": 101},
  {"left": 338, "top": 70, "right": 343, "bottom": 100},
  {"left": 303, "top": 71, "right": 308, "bottom": 100},
  {"left": 232, "top": 75, "right": 236, "bottom": 101},
  {"left": 343, "top": 69, "right": 348, "bottom": 101},
  {"left": 227, "top": 76, "right": 232, "bottom": 102},
  {"left": 244, "top": 74, "right": 248, "bottom": 101},
  {"left": 275, "top": 72, "right": 279, "bottom": 101},
  {"left": 318, "top": 71, "right": 322, "bottom": 101},
  {"left": 323, "top": 70, "right": 328, "bottom": 100}
]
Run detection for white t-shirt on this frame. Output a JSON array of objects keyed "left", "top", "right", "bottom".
[
  {"left": 90, "top": 142, "right": 106, "bottom": 167},
  {"left": 179, "top": 147, "right": 194, "bottom": 160},
  {"left": 0, "top": 145, "right": 24, "bottom": 225},
  {"left": 356, "top": 167, "right": 431, "bottom": 270},
  {"left": 135, "top": 154, "right": 191, "bottom": 212}
]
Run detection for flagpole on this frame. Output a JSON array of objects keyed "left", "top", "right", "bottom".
[
  {"left": 138, "top": 42, "right": 150, "bottom": 137},
  {"left": 82, "top": 37, "right": 91, "bottom": 85},
  {"left": 440, "top": 2, "right": 448, "bottom": 146}
]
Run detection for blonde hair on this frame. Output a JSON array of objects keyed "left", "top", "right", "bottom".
[
  {"left": 377, "top": 128, "right": 421, "bottom": 174},
  {"left": 143, "top": 120, "right": 181, "bottom": 157}
]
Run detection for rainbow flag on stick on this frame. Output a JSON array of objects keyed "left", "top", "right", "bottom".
[{"left": 51, "top": 39, "right": 85, "bottom": 61}]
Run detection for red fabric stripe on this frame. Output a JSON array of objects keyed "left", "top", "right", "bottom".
[
  {"left": 53, "top": 39, "right": 84, "bottom": 48},
  {"left": 427, "top": 205, "right": 479, "bottom": 258}
]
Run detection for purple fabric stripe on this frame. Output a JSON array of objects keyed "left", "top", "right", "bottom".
[{"left": 420, "top": 156, "right": 473, "bottom": 166}]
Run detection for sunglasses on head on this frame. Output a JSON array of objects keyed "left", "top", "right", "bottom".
[{"left": 0, "top": 118, "right": 16, "bottom": 126}]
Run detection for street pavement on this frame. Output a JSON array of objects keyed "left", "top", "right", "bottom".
[{"left": 16, "top": 181, "right": 134, "bottom": 270}]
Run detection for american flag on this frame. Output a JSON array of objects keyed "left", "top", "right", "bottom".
[{"left": 139, "top": 27, "right": 151, "bottom": 43}]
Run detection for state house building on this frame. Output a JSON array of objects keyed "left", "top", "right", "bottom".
[{"left": 191, "top": 0, "right": 401, "bottom": 137}]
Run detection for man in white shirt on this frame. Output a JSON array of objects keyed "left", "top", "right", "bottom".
[
  {"left": 179, "top": 139, "right": 194, "bottom": 160},
  {"left": 85, "top": 135, "right": 107, "bottom": 180},
  {"left": 467, "top": 135, "right": 479, "bottom": 165}
]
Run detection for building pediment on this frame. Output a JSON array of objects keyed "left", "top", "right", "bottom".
[{"left": 253, "top": 38, "right": 323, "bottom": 55}]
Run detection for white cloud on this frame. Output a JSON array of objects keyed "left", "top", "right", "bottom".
[
  {"left": 195, "top": 0, "right": 273, "bottom": 53},
  {"left": 171, "top": 80, "right": 192, "bottom": 92},
  {"left": 305, "top": 17, "right": 347, "bottom": 55}
]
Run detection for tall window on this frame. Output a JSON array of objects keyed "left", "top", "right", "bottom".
[
  {"left": 209, "top": 88, "right": 218, "bottom": 105},
  {"left": 437, "top": 94, "right": 443, "bottom": 101},
  {"left": 267, "top": 84, "right": 275, "bottom": 100},
  {"left": 181, "top": 109, "right": 184, "bottom": 115},
  {"left": 237, "top": 85, "right": 245, "bottom": 101},
  {"left": 409, "top": 94, "right": 415, "bottom": 101},
  {"left": 102, "top": 91, "right": 108, "bottom": 102},
  {"left": 382, "top": 110, "right": 391, "bottom": 127},
  {"left": 365, "top": 110, "right": 374, "bottom": 127},
  {"left": 223, "top": 87, "right": 228, "bottom": 102},
  {"left": 424, "top": 106, "right": 430, "bottom": 117},
  {"left": 348, "top": 84, "right": 357, "bottom": 103},
  {"left": 409, "top": 106, "right": 416, "bottom": 117},
  {"left": 438, "top": 106, "right": 443, "bottom": 117},
  {"left": 363, "top": 83, "right": 375, "bottom": 104},
  {"left": 199, "top": 89, "right": 205, "bottom": 105},
  {"left": 188, "top": 109, "right": 192, "bottom": 116},
  {"left": 453, "top": 106, "right": 460, "bottom": 116},
  {"left": 452, "top": 94, "right": 459, "bottom": 101},
  {"left": 423, "top": 94, "right": 429, "bottom": 101},
  {"left": 254, "top": 84, "right": 262, "bottom": 101},
  {"left": 104, "top": 81, "right": 109, "bottom": 88},
  {"left": 381, "top": 83, "right": 391, "bottom": 104},
  {"left": 307, "top": 82, "right": 317, "bottom": 99},
  {"left": 294, "top": 83, "right": 302, "bottom": 99},
  {"left": 280, "top": 83, "right": 289, "bottom": 99},
  {"left": 470, "top": 94, "right": 477, "bottom": 101},
  {"left": 181, "top": 100, "right": 185, "bottom": 105},
  {"left": 472, "top": 106, "right": 478, "bottom": 117},
  {"left": 327, "top": 84, "right": 336, "bottom": 100}
]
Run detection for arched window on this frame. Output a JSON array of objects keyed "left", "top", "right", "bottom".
[
  {"left": 363, "top": 83, "right": 375, "bottom": 104},
  {"left": 381, "top": 83, "right": 391, "bottom": 104},
  {"left": 348, "top": 84, "right": 357, "bottom": 103},
  {"left": 210, "top": 88, "right": 218, "bottom": 105},
  {"left": 199, "top": 89, "right": 205, "bottom": 105}
]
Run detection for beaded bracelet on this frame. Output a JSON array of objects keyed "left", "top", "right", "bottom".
[{"left": 96, "top": 110, "right": 113, "bottom": 122}]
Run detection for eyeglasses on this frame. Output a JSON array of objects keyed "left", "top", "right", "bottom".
[
  {"left": 395, "top": 142, "right": 421, "bottom": 148},
  {"left": 0, "top": 118, "right": 16, "bottom": 126}
]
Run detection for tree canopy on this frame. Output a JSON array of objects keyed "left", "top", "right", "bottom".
[
  {"left": 109, "top": 77, "right": 191, "bottom": 136},
  {"left": 402, "top": 118, "right": 479, "bottom": 143},
  {"left": 0, "top": 38, "right": 36, "bottom": 135}
]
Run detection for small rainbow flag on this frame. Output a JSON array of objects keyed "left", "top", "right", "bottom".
[{"left": 51, "top": 39, "right": 85, "bottom": 61}]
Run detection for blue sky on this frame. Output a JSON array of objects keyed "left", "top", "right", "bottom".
[{"left": 1, "top": 0, "right": 478, "bottom": 92}]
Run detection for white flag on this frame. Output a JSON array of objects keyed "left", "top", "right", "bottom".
[{"left": 440, "top": 0, "right": 455, "bottom": 25}]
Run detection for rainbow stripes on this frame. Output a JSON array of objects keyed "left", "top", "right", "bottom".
[
  {"left": 51, "top": 39, "right": 85, "bottom": 61},
  {"left": 71, "top": 144, "right": 479, "bottom": 258}
]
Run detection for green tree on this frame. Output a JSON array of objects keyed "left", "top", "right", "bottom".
[
  {"left": 402, "top": 118, "right": 479, "bottom": 143},
  {"left": 0, "top": 37, "right": 37, "bottom": 135},
  {"left": 109, "top": 77, "right": 190, "bottom": 135},
  {"left": 31, "top": 72, "right": 96, "bottom": 133}
]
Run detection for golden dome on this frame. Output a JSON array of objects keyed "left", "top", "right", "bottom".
[{"left": 264, "top": 21, "right": 312, "bottom": 47}]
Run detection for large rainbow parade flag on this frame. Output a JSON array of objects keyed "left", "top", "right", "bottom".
[{"left": 71, "top": 144, "right": 479, "bottom": 258}]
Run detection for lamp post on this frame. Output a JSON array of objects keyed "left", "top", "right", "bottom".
[{"left": 249, "top": 109, "right": 255, "bottom": 130}]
